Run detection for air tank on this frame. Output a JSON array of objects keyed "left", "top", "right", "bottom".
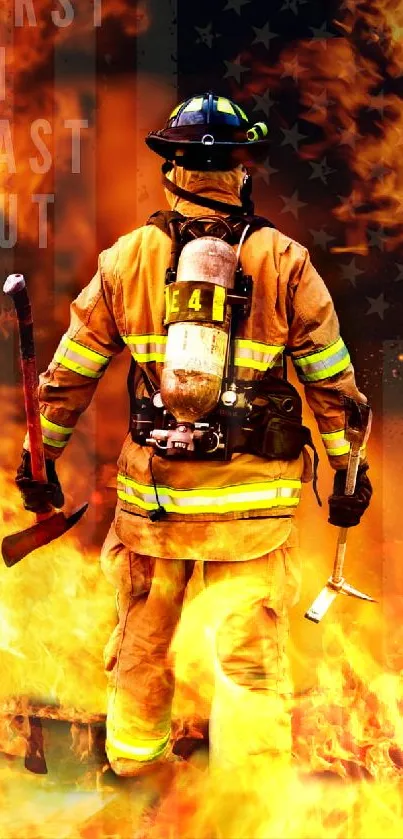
[{"left": 160, "top": 237, "right": 237, "bottom": 423}]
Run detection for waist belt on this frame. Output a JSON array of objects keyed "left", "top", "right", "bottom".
[{"left": 129, "top": 372, "right": 322, "bottom": 506}]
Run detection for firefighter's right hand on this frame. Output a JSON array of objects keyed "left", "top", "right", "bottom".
[
  {"left": 16, "top": 450, "right": 65, "bottom": 514},
  {"left": 328, "top": 464, "right": 372, "bottom": 528}
]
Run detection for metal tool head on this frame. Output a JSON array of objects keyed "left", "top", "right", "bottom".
[
  {"left": 344, "top": 399, "right": 372, "bottom": 448},
  {"left": 305, "top": 577, "right": 377, "bottom": 623},
  {"left": 305, "top": 585, "right": 338, "bottom": 624},
  {"left": 340, "top": 581, "right": 377, "bottom": 603},
  {"left": 3, "top": 273, "right": 26, "bottom": 296},
  {"left": 1, "top": 504, "right": 88, "bottom": 567}
]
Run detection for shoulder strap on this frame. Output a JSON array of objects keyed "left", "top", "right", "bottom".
[
  {"left": 225, "top": 213, "right": 276, "bottom": 245},
  {"left": 146, "top": 210, "right": 185, "bottom": 235},
  {"left": 146, "top": 210, "right": 277, "bottom": 282},
  {"left": 146, "top": 210, "right": 276, "bottom": 242},
  {"left": 146, "top": 210, "right": 185, "bottom": 282}
]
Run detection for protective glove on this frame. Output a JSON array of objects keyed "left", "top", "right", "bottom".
[
  {"left": 16, "top": 450, "right": 64, "bottom": 514},
  {"left": 328, "top": 464, "right": 372, "bottom": 528}
]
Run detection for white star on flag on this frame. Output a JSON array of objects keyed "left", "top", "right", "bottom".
[
  {"left": 195, "top": 24, "right": 214, "bottom": 48},
  {"left": 337, "top": 126, "right": 359, "bottom": 148},
  {"left": 252, "top": 23, "right": 278, "bottom": 49},
  {"left": 367, "top": 226, "right": 387, "bottom": 250},
  {"left": 252, "top": 90, "right": 276, "bottom": 115},
  {"left": 305, "top": 89, "right": 332, "bottom": 118},
  {"left": 281, "top": 123, "right": 307, "bottom": 152},
  {"left": 368, "top": 90, "right": 389, "bottom": 117},
  {"left": 280, "top": 190, "right": 307, "bottom": 219},
  {"left": 309, "top": 228, "right": 336, "bottom": 249},
  {"left": 366, "top": 294, "right": 389, "bottom": 319},
  {"left": 309, "top": 157, "right": 336, "bottom": 184},
  {"left": 280, "top": 0, "right": 307, "bottom": 15},
  {"left": 339, "top": 258, "right": 365, "bottom": 287},
  {"left": 393, "top": 263, "right": 403, "bottom": 282},
  {"left": 280, "top": 55, "right": 306, "bottom": 81},
  {"left": 223, "top": 0, "right": 250, "bottom": 14},
  {"left": 308, "top": 22, "right": 336, "bottom": 48},
  {"left": 223, "top": 58, "right": 248, "bottom": 84},
  {"left": 256, "top": 156, "right": 279, "bottom": 184}
]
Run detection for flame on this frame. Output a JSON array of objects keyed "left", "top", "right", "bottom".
[
  {"left": 0, "top": 399, "right": 401, "bottom": 836},
  {"left": 1, "top": 0, "right": 402, "bottom": 834},
  {"left": 0, "top": 463, "right": 114, "bottom": 720},
  {"left": 243, "top": 1, "right": 403, "bottom": 254}
]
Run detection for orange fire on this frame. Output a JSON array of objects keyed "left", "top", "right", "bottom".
[
  {"left": 244, "top": 1, "right": 403, "bottom": 255},
  {"left": 1, "top": 384, "right": 401, "bottom": 837},
  {"left": 1, "top": 0, "right": 402, "bottom": 836}
]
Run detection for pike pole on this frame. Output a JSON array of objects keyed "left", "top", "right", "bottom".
[
  {"left": 305, "top": 400, "right": 376, "bottom": 624},
  {"left": 2, "top": 274, "right": 87, "bottom": 567}
]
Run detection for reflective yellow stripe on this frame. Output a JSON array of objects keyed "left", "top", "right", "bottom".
[
  {"left": 123, "top": 335, "right": 283, "bottom": 370},
  {"left": 321, "top": 430, "right": 350, "bottom": 457},
  {"left": 55, "top": 336, "right": 110, "bottom": 379},
  {"left": 55, "top": 353, "right": 103, "bottom": 379},
  {"left": 117, "top": 474, "right": 301, "bottom": 515},
  {"left": 292, "top": 338, "right": 350, "bottom": 383},
  {"left": 183, "top": 96, "right": 203, "bottom": 112},
  {"left": 106, "top": 730, "right": 170, "bottom": 763},
  {"left": 63, "top": 338, "right": 108, "bottom": 365},
  {"left": 123, "top": 334, "right": 167, "bottom": 363},
  {"left": 40, "top": 414, "right": 73, "bottom": 449},
  {"left": 247, "top": 122, "right": 269, "bottom": 141},
  {"left": 322, "top": 430, "right": 366, "bottom": 458},
  {"left": 40, "top": 415, "right": 73, "bottom": 434},
  {"left": 169, "top": 103, "right": 181, "bottom": 119},
  {"left": 234, "top": 339, "right": 284, "bottom": 372},
  {"left": 212, "top": 285, "right": 226, "bottom": 321},
  {"left": 217, "top": 96, "right": 235, "bottom": 115},
  {"left": 234, "top": 104, "right": 248, "bottom": 121},
  {"left": 42, "top": 436, "right": 66, "bottom": 449}
]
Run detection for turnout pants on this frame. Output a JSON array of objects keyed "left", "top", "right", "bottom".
[{"left": 101, "top": 522, "right": 301, "bottom": 771}]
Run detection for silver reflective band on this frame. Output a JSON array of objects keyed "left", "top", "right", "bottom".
[
  {"left": 106, "top": 730, "right": 170, "bottom": 763},
  {"left": 321, "top": 430, "right": 350, "bottom": 456},
  {"left": 293, "top": 337, "right": 350, "bottom": 383},
  {"left": 55, "top": 336, "right": 110, "bottom": 379},
  {"left": 234, "top": 340, "right": 285, "bottom": 372},
  {"left": 117, "top": 474, "right": 301, "bottom": 515},
  {"left": 123, "top": 335, "right": 167, "bottom": 363},
  {"left": 40, "top": 414, "right": 73, "bottom": 449}
]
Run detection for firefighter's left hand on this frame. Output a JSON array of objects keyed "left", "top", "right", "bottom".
[
  {"left": 328, "top": 464, "right": 372, "bottom": 528},
  {"left": 16, "top": 450, "right": 65, "bottom": 514}
]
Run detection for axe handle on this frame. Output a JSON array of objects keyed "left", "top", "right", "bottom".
[
  {"left": 4, "top": 275, "right": 47, "bottom": 486},
  {"left": 331, "top": 446, "right": 361, "bottom": 584}
]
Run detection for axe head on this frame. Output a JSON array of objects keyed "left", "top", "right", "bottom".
[
  {"left": 305, "top": 577, "right": 377, "bottom": 623},
  {"left": 2, "top": 504, "right": 88, "bottom": 567},
  {"left": 305, "top": 585, "right": 338, "bottom": 624}
]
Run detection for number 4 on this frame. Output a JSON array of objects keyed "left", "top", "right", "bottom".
[{"left": 188, "top": 288, "right": 202, "bottom": 311}]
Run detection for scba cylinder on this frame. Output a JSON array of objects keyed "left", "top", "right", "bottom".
[{"left": 161, "top": 237, "right": 237, "bottom": 423}]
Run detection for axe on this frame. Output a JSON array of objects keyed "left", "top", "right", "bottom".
[
  {"left": 2, "top": 274, "right": 87, "bottom": 568},
  {"left": 305, "top": 400, "right": 376, "bottom": 624}
]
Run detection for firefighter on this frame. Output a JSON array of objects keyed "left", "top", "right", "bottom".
[{"left": 16, "top": 93, "right": 372, "bottom": 778}]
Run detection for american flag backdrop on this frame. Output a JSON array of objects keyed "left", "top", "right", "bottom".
[{"left": 0, "top": 0, "right": 403, "bottom": 833}]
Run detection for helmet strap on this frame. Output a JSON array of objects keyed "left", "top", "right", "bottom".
[{"left": 162, "top": 162, "right": 250, "bottom": 216}]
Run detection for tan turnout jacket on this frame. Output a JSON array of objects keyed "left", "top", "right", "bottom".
[{"left": 36, "top": 167, "right": 367, "bottom": 561}]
